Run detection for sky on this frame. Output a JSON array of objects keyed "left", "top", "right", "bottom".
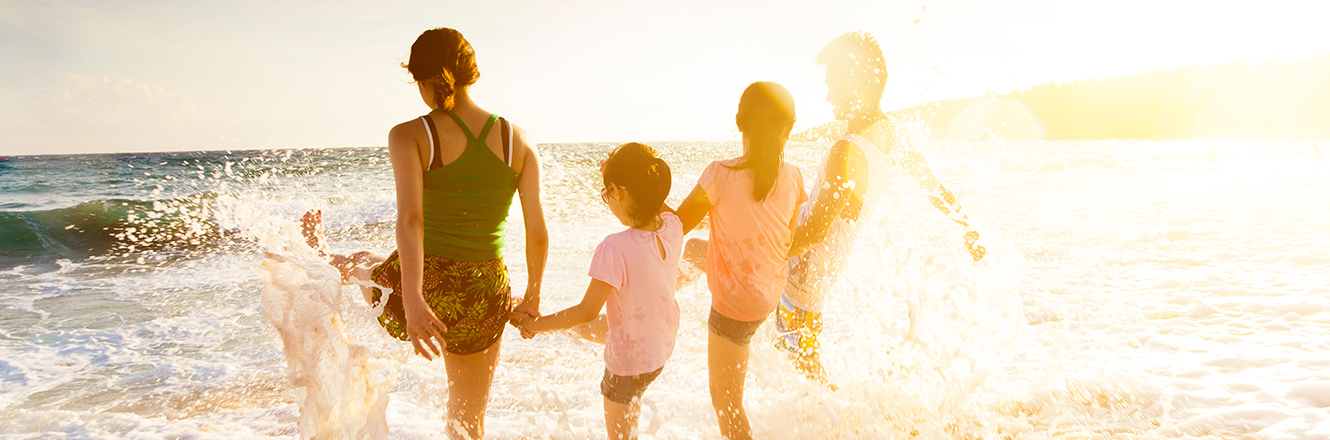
[{"left": 2, "top": 0, "right": 1329, "bottom": 155}]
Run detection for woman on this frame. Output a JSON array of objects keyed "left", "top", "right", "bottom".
[
  {"left": 674, "top": 82, "right": 805, "bottom": 440},
  {"left": 308, "top": 27, "right": 548, "bottom": 439}
]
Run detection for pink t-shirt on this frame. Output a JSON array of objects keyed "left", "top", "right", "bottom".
[
  {"left": 589, "top": 212, "right": 683, "bottom": 376},
  {"left": 698, "top": 159, "right": 807, "bottom": 321}
]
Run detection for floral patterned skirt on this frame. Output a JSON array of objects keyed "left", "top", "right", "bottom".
[{"left": 369, "top": 251, "right": 512, "bottom": 355}]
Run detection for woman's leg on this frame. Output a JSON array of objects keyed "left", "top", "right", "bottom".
[
  {"left": 708, "top": 330, "right": 752, "bottom": 440},
  {"left": 604, "top": 396, "right": 641, "bottom": 440},
  {"left": 442, "top": 340, "right": 502, "bottom": 440}
]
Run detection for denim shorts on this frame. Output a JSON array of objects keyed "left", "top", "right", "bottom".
[
  {"left": 601, "top": 367, "right": 664, "bottom": 405},
  {"left": 707, "top": 307, "right": 766, "bottom": 346}
]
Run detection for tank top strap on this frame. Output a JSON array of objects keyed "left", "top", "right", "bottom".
[
  {"left": 443, "top": 112, "right": 500, "bottom": 154},
  {"left": 443, "top": 111, "right": 477, "bottom": 142},
  {"left": 841, "top": 133, "right": 895, "bottom": 166},
  {"left": 421, "top": 115, "right": 444, "bottom": 170},
  {"left": 473, "top": 114, "right": 499, "bottom": 147}
]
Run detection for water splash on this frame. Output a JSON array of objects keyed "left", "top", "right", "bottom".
[{"left": 253, "top": 215, "right": 389, "bottom": 439}]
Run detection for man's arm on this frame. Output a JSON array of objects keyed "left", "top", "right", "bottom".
[
  {"left": 789, "top": 139, "right": 863, "bottom": 257},
  {"left": 899, "top": 149, "right": 986, "bottom": 261}
]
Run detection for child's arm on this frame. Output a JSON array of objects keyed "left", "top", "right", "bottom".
[
  {"left": 568, "top": 314, "right": 608, "bottom": 344},
  {"left": 509, "top": 279, "right": 614, "bottom": 334},
  {"left": 674, "top": 184, "right": 711, "bottom": 234}
]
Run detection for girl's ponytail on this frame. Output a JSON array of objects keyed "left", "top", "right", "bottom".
[{"left": 733, "top": 82, "right": 796, "bottom": 202}]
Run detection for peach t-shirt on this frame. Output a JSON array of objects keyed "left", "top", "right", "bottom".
[
  {"left": 588, "top": 212, "right": 683, "bottom": 376},
  {"left": 698, "top": 159, "right": 807, "bottom": 321}
]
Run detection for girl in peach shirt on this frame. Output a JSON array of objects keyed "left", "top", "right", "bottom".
[{"left": 675, "top": 82, "right": 806, "bottom": 440}]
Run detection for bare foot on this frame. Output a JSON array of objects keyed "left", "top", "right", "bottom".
[
  {"left": 794, "top": 353, "right": 838, "bottom": 391},
  {"left": 300, "top": 209, "right": 328, "bottom": 258}
]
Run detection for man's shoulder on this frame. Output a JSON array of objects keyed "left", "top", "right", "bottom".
[{"left": 845, "top": 119, "right": 895, "bottom": 147}]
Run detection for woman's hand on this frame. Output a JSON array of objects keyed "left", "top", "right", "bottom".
[
  {"left": 513, "top": 290, "right": 540, "bottom": 316},
  {"left": 403, "top": 294, "right": 448, "bottom": 360},
  {"left": 507, "top": 311, "right": 536, "bottom": 335},
  {"left": 511, "top": 292, "right": 540, "bottom": 339}
]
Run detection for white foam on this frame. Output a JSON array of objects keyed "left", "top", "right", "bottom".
[
  {"left": 3, "top": 139, "right": 1328, "bottom": 438},
  {"left": 254, "top": 217, "right": 389, "bottom": 439}
]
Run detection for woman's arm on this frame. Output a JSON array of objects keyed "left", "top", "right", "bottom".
[
  {"left": 674, "top": 184, "right": 711, "bottom": 234},
  {"left": 510, "top": 279, "right": 613, "bottom": 334},
  {"left": 513, "top": 129, "right": 549, "bottom": 318},
  {"left": 387, "top": 121, "right": 449, "bottom": 360}
]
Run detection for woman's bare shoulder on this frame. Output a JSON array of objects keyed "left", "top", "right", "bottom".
[
  {"left": 390, "top": 117, "right": 426, "bottom": 138},
  {"left": 507, "top": 121, "right": 534, "bottom": 150},
  {"left": 388, "top": 117, "right": 428, "bottom": 148}
]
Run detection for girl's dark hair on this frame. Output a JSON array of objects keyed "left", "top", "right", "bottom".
[
  {"left": 732, "top": 81, "right": 796, "bottom": 202},
  {"left": 403, "top": 28, "right": 479, "bottom": 112},
  {"left": 603, "top": 142, "right": 672, "bottom": 228}
]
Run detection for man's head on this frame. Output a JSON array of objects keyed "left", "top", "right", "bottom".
[{"left": 817, "top": 31, "right": 887, "bottom": 121}]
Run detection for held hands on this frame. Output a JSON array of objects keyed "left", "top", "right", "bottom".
[
  {"left": 510, "top": 291, "right": 541, "bottom": 339},
  {"left": 402, "top": 295, "right": 448, "bottom": 360},
  {"left": 507, "top": 310, "right": 537, "bottom": 337}
]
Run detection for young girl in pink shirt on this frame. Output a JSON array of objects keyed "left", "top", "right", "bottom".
[
  {"left": 675, "top": 82, "right": 806, "bottom": 440},
  {"left": 509, "top": 143, "right": 681, "bottom": 440}
]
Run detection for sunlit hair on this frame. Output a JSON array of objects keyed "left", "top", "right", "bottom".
[
  {"left": 817, "top": 31, "right": 887, "bottom": 106},
  {"left": 603, "top": 142, "right": 672, "bottom": 227},
  {"left": 731, "top": 81, "right": 796, "bottom": 202},
  {"left": 403, "top": 28, "right": 479, "bottom": 112}
]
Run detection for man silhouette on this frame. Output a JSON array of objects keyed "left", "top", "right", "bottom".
[{"left": 777, "top": 31, "right": 986, "bottom": 384}]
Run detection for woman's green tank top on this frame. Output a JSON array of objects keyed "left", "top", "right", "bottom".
[{"left": 420, "top": 111, "right": 519, "bottom": 261}]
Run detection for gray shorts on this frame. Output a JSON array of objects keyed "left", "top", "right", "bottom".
[
  {"left": 708, "top": 307, "right": 765, "bottom": 346},
  {"left": 601, "top": 367, "right": 664, "bottom": 405}
]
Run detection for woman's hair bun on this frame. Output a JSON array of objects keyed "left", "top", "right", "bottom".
[{"left": 404, "top": 28, "right": 479, "bottom": 111}]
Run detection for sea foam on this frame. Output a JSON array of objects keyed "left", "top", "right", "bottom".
[{"left": 254, "top": 217, "right": 389, "bottom": 439}]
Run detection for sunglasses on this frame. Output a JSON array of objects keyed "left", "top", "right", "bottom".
[{"left": 600, "top": 184, "right": 625, "bottom": 204}]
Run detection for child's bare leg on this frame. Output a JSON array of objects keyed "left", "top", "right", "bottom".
[
  {"left": 300, "top": 210, "right": 384, "bottom": 293},
  {"left": 330, "top": 251, "right": 385, "bottom": 303},
  {"left": 604, "top": 397, "right": 641, "bottom": 440},
  {"left": 569, "top": 314, "right": 608, "bottom": 344},
  {"left": 331, "top": 251, "right": 383, "bottom": 281},
  {"left": 300, "top": 209, "right": 329, "bottom": 257},
  {"left": 709, "top": 330, "right": 752, "bottom": 440}
]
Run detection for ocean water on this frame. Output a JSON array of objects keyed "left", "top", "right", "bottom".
[{"left": 1, "top": 138, "right": 1327, "bottom": 439}]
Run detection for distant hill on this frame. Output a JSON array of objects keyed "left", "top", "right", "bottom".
[{"left": 796, "top": 55, "right": 1330, "bottom": 142}]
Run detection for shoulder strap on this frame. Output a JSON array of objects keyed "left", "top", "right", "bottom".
[
  {"left": 443, "top": 111, "right": 476, "bottom": 141},
  {"left": 500, "top": 117, "right": 512, "bottom": 166},
  {"left": 474, "top": 114, "right": 499, "bottom": 148},
  {"left": 421, "top": 116, "right": 443, "bottom": 170},
  {"left": 841, "top": 133, "right": 895, "bottom": 166},
  {"left": 840, "top": 133, "right": 875, "bottom": 151}
]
